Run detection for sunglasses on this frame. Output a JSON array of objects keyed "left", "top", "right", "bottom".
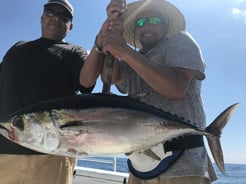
[
  {"left": 136, "top": 17, "right": 161, "bottom": 28},
  {"left": 44, "top": 9, "right": 72, "bottom": 23}
]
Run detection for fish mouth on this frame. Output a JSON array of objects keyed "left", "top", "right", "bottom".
[
  {"left": 0, "top": 124, "right": 8, "bottom": 131},
  {"left": 0, "top": 125, "right": 18, "bottom": 142}
]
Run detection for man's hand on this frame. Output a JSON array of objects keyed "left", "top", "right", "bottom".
[
  {"left": 96, "top": 0, "right": 126, "bottom": 53},
  {"left": 106, "top": 0, "right": 126, "bottom": 17}
]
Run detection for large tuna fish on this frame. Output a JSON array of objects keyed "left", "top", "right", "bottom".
[{"left": 0, "top": 93, "right": 239, "bottom": 173}]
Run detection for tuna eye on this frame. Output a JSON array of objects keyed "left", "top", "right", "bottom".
[{"left": 13, "top": 116, "right": 24, "bottom": 131}]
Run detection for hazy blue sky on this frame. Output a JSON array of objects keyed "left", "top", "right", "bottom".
[{"left": 0, "top": 0, "right": 245, "bottom": 165}]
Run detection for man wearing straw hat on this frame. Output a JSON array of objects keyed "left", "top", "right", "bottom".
[{"left": 81, "top": 0, "right": 217, "bottom": 183}]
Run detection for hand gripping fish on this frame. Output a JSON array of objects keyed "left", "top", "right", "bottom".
[{"left": 0, "top": 93, "right": 239, "bottom": 173}]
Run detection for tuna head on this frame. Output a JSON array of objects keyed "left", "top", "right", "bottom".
[{"left": 0, "top": 112, "right": 60, "bottom": 153}]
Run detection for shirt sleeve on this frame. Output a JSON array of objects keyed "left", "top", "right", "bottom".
[
  {"left": 165, "top": 31, "right": 206, "bottom": 80},
  {"left": 67, "top": 44, "right": 95, "bottom": 94}
]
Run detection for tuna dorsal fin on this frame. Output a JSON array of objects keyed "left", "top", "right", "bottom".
[{"left": 206, "top": 103, "right": 240, "bottom": 173}]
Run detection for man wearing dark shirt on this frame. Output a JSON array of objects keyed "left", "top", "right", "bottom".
[{"left": 0, "top": 0, "right": 102, "bottom": 183}]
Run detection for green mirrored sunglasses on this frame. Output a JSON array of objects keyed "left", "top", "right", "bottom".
[{"left": 136, "top": 17, "right": 161, "bottom": 28}]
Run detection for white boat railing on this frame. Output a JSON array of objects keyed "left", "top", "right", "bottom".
[{"left": 76, "top": 154, "right": 120, "bottom": 172}]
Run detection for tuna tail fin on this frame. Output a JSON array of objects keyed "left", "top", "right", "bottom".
[{"left": 206, "top": 103, "right": 240, "bottom": 173}]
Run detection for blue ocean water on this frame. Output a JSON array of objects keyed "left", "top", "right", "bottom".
[
  {"left": 77, "top": 157, "right": 246, "bottom": 184},
  {"left": 213, "top": 164, "right": 246, "bottom": 184}
]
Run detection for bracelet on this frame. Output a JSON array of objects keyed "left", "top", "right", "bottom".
[{"left": 94, "top": 35, "right": 103, "bottom": 54}]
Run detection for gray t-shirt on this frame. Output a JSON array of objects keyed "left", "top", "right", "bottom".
[{"left": 117, "top": 31, "right": 217, "bottom": 181}]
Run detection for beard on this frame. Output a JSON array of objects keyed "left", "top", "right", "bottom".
[{"left": 139, "top": 37, "right": 161, "bottom": 52}]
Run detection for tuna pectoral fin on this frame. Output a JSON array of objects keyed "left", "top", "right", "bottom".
[
  {"left": 206, "top": 103, "right": 240, "bottom": 173},
  {"left": 143, "top": 149, "right": 161, "bottom": 161},
  {"left": 126, "top": 149, "right": 162, "bottom": 161}
]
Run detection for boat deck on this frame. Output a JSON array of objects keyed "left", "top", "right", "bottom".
[{"left": 73, "top": 166, "right": 129, "bottom": 184}]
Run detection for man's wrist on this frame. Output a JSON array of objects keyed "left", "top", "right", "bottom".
[{"left": 94, "top": 35, "right": 103, "bottom": 54}]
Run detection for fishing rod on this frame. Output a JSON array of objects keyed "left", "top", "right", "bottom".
[
  {"left": 102, "top": 0, "right": 126, "bottom": 94},
  {"left": 102, "top": 54, "right": 115, "bottom": 93}
]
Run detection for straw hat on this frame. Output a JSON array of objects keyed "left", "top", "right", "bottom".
[{"left": 123, "top": 0, "right": 185, "bottom": 48}]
